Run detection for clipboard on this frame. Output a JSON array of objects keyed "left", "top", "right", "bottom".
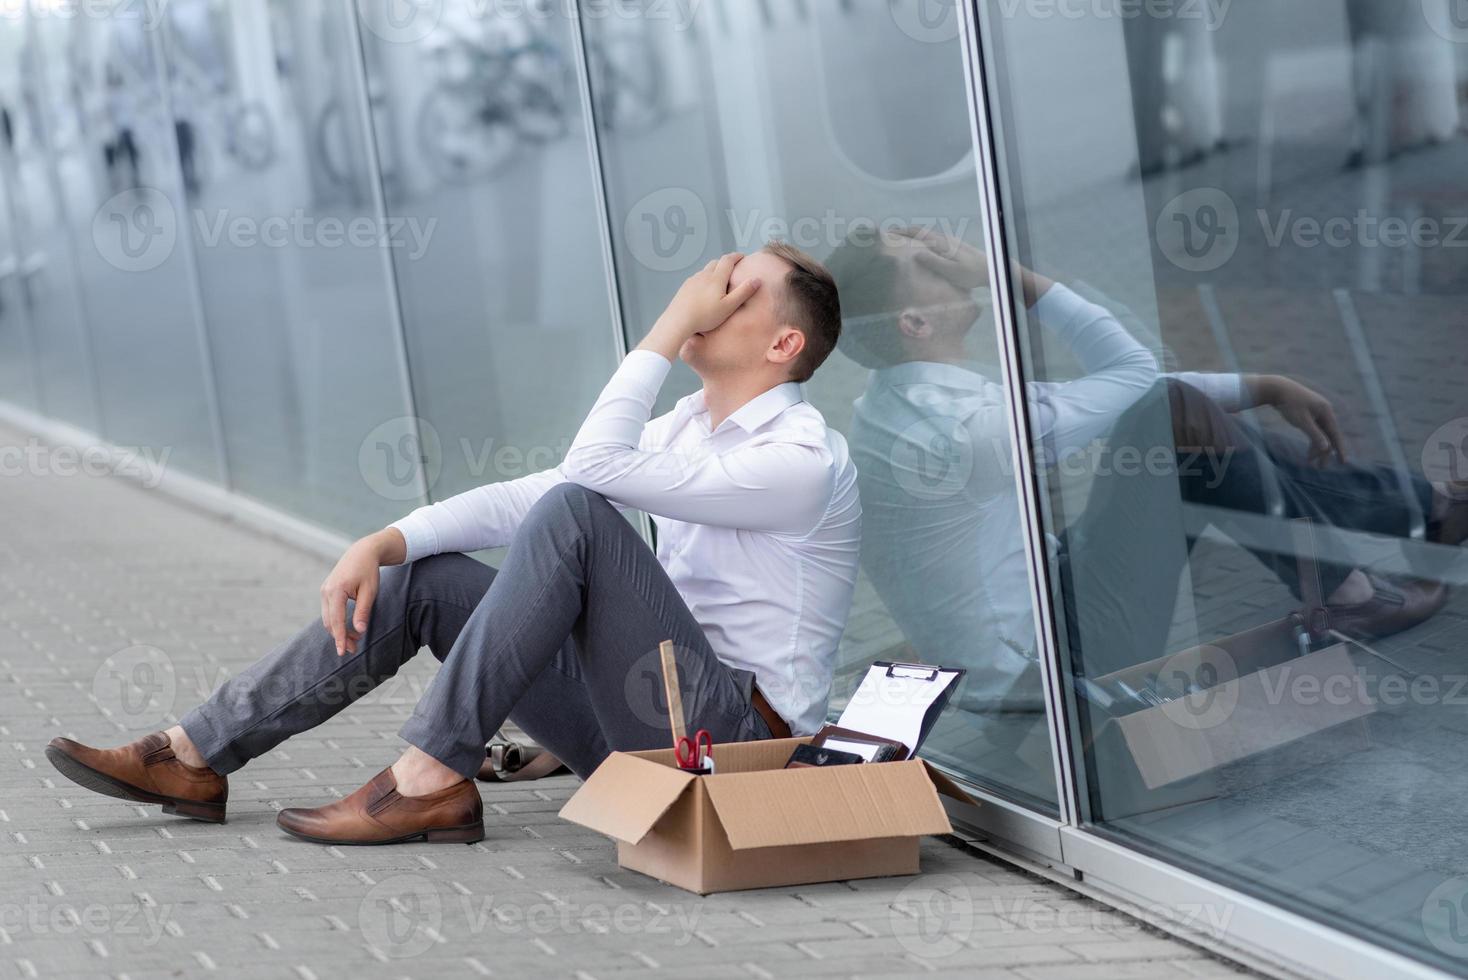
[{"left": 832, "top": 661, "right": 965, "bottom": 760}]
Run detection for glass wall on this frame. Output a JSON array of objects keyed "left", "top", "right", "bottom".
[
  {"left": 355, "top": 0, "right": 620, "bottom": 507},
  {"left": 1, "top": 16, "right": 98, "bottom": 430},
  {"left": 159, "top": 0, "right": 421, "bottom": 533},
  {"left": 34, "top": 2, "right": 223, "bottom": 480},
  {"left": 978, "top": 0, "right": 1468, "bottom": 968},
  {"left": 584, "top": 0, "right": 1058, "bottom": 810}
]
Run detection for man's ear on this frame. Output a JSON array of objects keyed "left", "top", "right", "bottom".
[
  {"left": 769, "top": 326, "right": 805, "bottom": 368},
  {"left": 898, "top": 309, "right": 932, "bottom": 340}
]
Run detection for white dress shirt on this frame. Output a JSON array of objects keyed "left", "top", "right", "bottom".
[
  {"left": 391, "top": 350, "right": 862, "bottom": 736},
  {"left": 849, "top": 284, "right": 1241, "bottom": 706}
]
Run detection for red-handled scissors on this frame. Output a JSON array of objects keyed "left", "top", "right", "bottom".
[{"left": 676, "top": 729, "right": 713, "bottom": 771}]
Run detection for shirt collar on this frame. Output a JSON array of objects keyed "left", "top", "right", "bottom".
[
  {"left": 689, "top": 381, "right": 805, "bottom": 434},
  {"left": 871, "top": 360, "right": 991, "bottom": 392}
]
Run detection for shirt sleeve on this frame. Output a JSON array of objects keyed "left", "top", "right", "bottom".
[
  {"left": 1025, "top": 283, "right": 1160, "bottom": 457},
  {"left": 389, "top": 468, "right": 567, "bottom": 562},
  {"left": 560, "top": 350, "right": 834, "bottom": 535}
]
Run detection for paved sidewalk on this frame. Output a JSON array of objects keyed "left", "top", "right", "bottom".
[{"left": 0, "top": 422, "right": 1255, "bottom": 979}]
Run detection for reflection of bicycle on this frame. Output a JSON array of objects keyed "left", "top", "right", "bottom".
[
  {"left": 415, "top": 28, "right": 572, "bottom": 183},
  {"left": 316, "top": 82, "right": 397, "bottom": 191},
  {"left": 585, "top": 32, "right": 665, "bottom": 135}
]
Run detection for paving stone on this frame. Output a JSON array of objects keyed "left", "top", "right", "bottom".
[{"left": 0, "top": 420, "right": 1248, "bottom": 978}]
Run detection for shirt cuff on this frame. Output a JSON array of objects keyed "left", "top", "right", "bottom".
[
  {"left": 617, "top": 348, "right": 674, "bottom": 394},
  {"left": 389, "top": 511, "right": 438, "bottom": 564},
  {"left": 1168, "top": 371, "right": 1247, "bottom": 412}
]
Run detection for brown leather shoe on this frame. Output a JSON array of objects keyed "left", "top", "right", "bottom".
[
  {"left": 1327, "top": 573, "right": 1449, "bottom": 640},
  {"left": 276, "top": 768, "right": 483, "bottom": 845},
  {"left": 45, "top": 731, "right": 228, "bottom": 823}
]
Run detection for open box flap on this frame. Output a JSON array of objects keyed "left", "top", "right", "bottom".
[
  {"left": 921, "top": 761, "right": 980, "bottom": 806},
  {"left": 701, "top": 760, "right": 952, "bottom": 850},
  {"left": 559, "top": 752, "right": 695, "bottom": 844}
]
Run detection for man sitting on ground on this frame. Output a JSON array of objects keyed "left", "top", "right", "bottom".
[{"left": 47, "top": 244, "right": 861, "bottom": 845}]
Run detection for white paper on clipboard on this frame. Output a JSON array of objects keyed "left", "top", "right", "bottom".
[{"left": 835, "top": 662, "right": 962, "bottom": 756}]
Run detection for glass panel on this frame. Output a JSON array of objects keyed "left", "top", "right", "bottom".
[
  {"left": 3, "top": 17, "right": 98, "bottom": 425},
  {"left": 0, "top": 17, "right": 41, "bottom": 413},
  {"left": 7, "top": 19, "right": 100, "bottom": 432},
  {"left": 33, "top": 4, "right": 220, "bottom": 478},
  {"left": 355, "top": 0, "right": 619, "bottom": 507},
  {"left": 587, "top": 0, "right": 1058, "bottom": 810},
  {"left": 979, "top": 0, "right": 1468, "bottom": 966},
  {"left": 159, "top": 0, "right": 420, "bottom": 533}
]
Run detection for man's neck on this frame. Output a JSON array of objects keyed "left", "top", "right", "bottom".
[{"left": 701, "top": 373, "right": 789, "bottom": 430}]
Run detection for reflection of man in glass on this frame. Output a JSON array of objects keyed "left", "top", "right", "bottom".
[{"left": 828, "top": 226, "right": 1464, "bottom": 699}]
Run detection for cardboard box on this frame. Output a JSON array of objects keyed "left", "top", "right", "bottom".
[
  {"left": 560, "top": 736, "right": 976, "bottom": 894},
  {"left": 1090, "top": 618, "right": 1375, "bottom": 804}
]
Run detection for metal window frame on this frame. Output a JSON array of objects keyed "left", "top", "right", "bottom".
[{"left": 954, "top": 2, "right": 1456, "bottom": 976}]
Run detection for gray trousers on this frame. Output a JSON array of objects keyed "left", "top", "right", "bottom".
[{"left": 180, "top": 484, "right": 773, "bottom": 780}]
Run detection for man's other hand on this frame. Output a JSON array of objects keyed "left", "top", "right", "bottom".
[
  {"left": 320, "top": 528, "right": 405, "bottom": 656},
  {"left": 1249, "top": 374, "right": 1347, "bottom": 467},
  {"left": 638, "top": 252, "right": 762, "bottom": 360}
]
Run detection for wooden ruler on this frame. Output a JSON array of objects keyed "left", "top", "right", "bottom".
[{"left": 659, "top": 640, "right": 686, "bottom": 750}]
